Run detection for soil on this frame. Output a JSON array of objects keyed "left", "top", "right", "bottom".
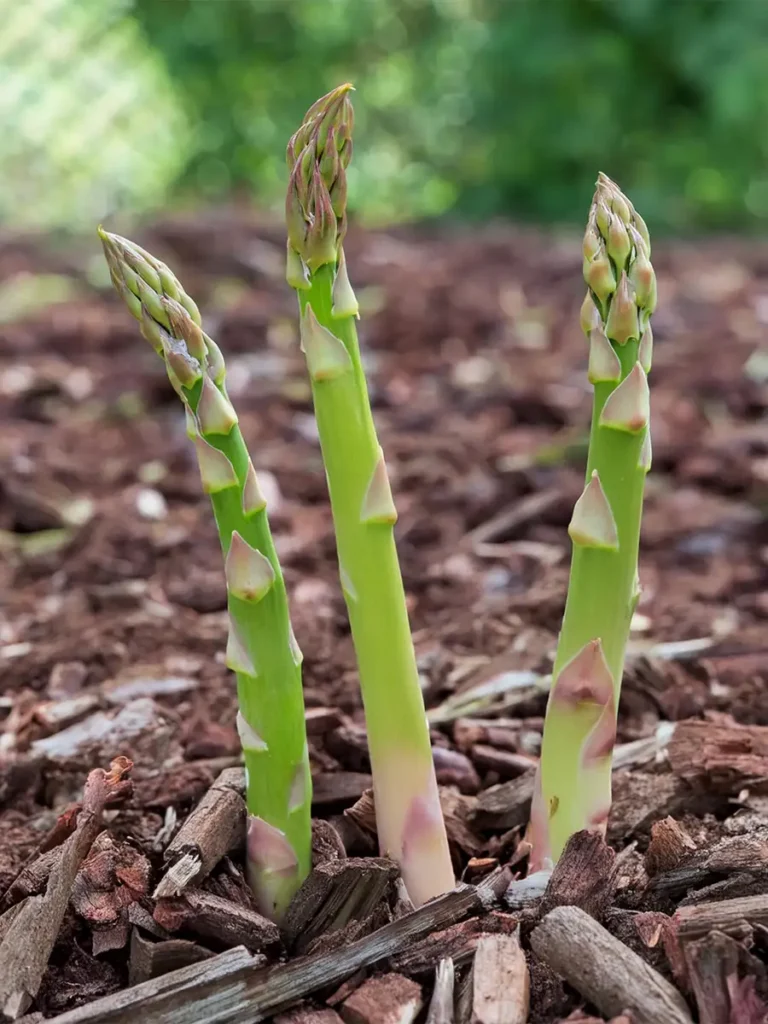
[{"left": 2, "top": 207, "right": 768, "bottom": 1022}]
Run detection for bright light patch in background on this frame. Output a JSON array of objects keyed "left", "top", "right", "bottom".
[{"left": 0, "top": 0, "right": 190, "bottom": 230}]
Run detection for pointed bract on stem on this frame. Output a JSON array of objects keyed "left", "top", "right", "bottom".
[
  {"left": 533, "top": 174, "right": 655, "bottom": 869},
  {"left": 568, "top": 471, "right": 619, "bottom": 550},
  {"left": 99, "top": 230, "right": 313, "bottom": 920}
]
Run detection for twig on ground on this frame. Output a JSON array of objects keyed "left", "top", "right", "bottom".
[
  {"left": 0, "top": 757, "right": 133, "bottom": 1020},
  {"left": 530, "top": 905, "right": 693, "bottom": 1024},
  {"left": 153, "top": 767, "right": 246, "bottom": 899}
]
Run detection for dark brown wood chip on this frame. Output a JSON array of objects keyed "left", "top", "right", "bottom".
[{"left": 540, "top": 830, "right": 615, "bottom": 921}]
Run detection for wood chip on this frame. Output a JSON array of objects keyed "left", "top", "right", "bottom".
[
  {"left": 644, "top": 817, "right": 697, "bottom": 876},
  {"left": 468, "top": 489, "right": 563, "bottom": 546},
  {"left": 275, "top": 1010, "right": 344, "bottom": 1024},
  {"left": 341, "top": 973, "right": 422, "bottom": 1024},
  {"left": 471, "top": 769, "right": 535, "bottom": 831},
  {"left": 676, "top": 892, "right": 768, "bottom": 941},
  {"left": 432, "top": 748, "right": 480, "bottom": 795},
  {"left": 390, "top": 912, "right": 517, "bottom": 977},
  {"left": 0, "top": 848, "right": 60, "bottom": 914},
  {"left": 425, "top": 959, "right": 454, "bottom": 1024},
  {"left": 470, "top": 746, "right": 534, "bottom": 777},
  {"left": 607, "top": 771, "right": 689, "bottom": 843},
  {"left": 540, "top": 830, "right": 615, "bottom": 921},
  {"left": 283, "top": 858, "right": 398, "bottom": 953},
  {"left": 312, "top": 773, "right": 373, "bottom": 807},
  {"left": 153, "top": 888, "right": 280, "bottom": 953},
  {"left": 530, "top": 905, "right": 693, "bottom": 1024},
  {"left": 470, "top": 931, "right": 528, "bottom": 1024},
  {"left": 304, "top": 707, "right": 344, "bottom": 736},
  {"left": 154, "top": 767, "right": 246, "bottom": 899},
  {"left": 683, "top": 930, "right": 768, "bottom": 1024},
  {"left": 0, "top": 757, "right": 133, "bottom": 1020},
  {"left": 128, "top": 930, "right": 214, "bottom": 987},
  {"left": 668, "top": 718, "right": 768, "bottom": 789}
]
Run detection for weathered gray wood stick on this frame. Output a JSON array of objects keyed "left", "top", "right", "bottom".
[{"left": 530, "top": 905, "right": 692, "bottom": 1024}]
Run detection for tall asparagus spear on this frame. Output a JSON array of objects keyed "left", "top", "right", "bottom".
[
  {"left": 99, "top": 229, "right": 311, "bottom": 920},
  {"left": 283, "top": 86, "right": 454, "bottom": 906},
  {"left": 530, "top": 174, "right": 656, "bottom": 869}
]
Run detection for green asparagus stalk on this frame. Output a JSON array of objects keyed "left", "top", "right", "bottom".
[
  {"left": 530, "top": 174, "right": 656, "bottom": 869},
  {"left": 283, "top": 86, "right": 454, "bottom": 905},
  {"left": 99, "top": 229, "right": 311, "bottom": 920}
]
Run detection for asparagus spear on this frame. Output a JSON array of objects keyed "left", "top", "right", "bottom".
[
  {"left": 99, "top": 229, "right": 311, "bottom": 920},
  {"left": 530, "top": 174, "right": 656, "bottom": 869},
  {"left": 283, "top": 86, "right": 454, "bottom": 905}
]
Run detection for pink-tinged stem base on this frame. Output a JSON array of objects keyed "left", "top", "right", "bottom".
[{"left": 372, "top": 748, "right": 454, "bottom": 907}]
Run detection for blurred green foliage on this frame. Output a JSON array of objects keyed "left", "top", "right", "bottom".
[
  {"left": 3, "top": 0, "right": 768, "bottom": 231},
  {"left": 131, "top": 0, "right": 768, "bottom": 231}
]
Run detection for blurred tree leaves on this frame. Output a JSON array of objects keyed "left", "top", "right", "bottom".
[
  {"left": 131, "top": 0, "right": 768, "bottom": 230},
  {"left": 0, "top": 0, "right": 189, "bottom": 230},
  {"left": 3, "top": 0, "right": 768, "bottom": 230}
]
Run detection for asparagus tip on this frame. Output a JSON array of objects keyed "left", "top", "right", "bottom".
[{"left": 286, "top": 83, "right": 355, "bottom": 270}]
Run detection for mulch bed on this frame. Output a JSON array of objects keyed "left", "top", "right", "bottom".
[{"left": 2, "top": 207, "right": 768, "bottom": 1022}]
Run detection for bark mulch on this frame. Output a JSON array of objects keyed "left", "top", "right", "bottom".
[{"left": 2, "top": 209, "right": 768, "bottom": 1022}]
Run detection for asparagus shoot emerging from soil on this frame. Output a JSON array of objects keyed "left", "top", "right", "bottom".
[
  {"left": 530, "top": 174, "right": 656, "bottom": 869},
  {"left": 99, "top": 229, "right": 311, "bottom": 920},
  {"left": 284, "top": 85, "right": 454, "bottom": 905}
]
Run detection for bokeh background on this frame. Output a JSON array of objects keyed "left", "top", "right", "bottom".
[{"left": 4, "top": 0, "right": 768, "bottom": 234}]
